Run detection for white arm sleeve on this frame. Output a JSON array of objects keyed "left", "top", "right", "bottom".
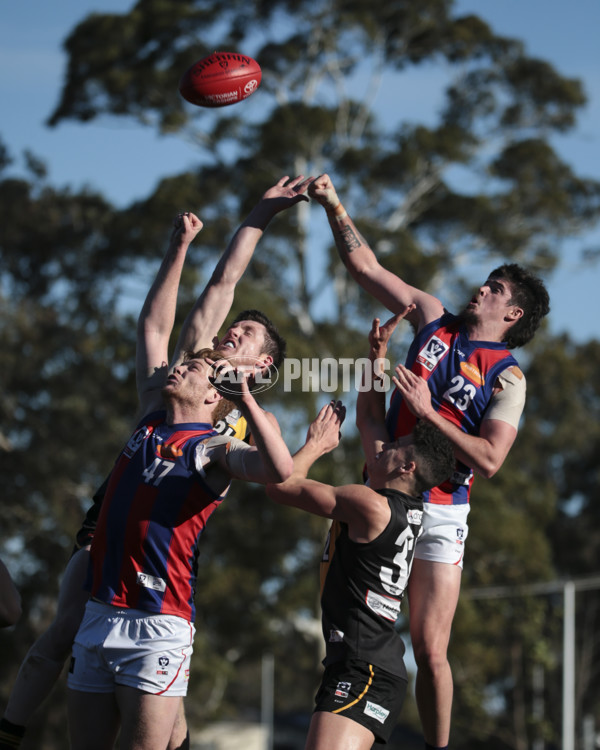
[
  {"left": 195, "top": 434, "right": 253, "bottom": 479},
  {"left": 483, "top": 366, "right": 527, "bottom": 429}
]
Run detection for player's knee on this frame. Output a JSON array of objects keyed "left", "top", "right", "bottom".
[{"left": 412, "top": 640, "right": 449, "bottom": 675}]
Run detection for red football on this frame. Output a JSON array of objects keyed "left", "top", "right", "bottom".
[{"left": 179, "top": 52, "right": 262, "bottom": 108}]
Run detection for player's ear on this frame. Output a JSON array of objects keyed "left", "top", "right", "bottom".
[
  {"left": 256, "top": 353, "right": 273, "bottom": 370},
  {"left": 205, "top": 386, "right": 223, "bottom": 406},
  {"left": 400, "top": 460, "right": 417, "bottom": 475},
  {"left": 505, "top": 305, "right": 523, "bottom": 323},
  {"left": 253, "top": 354, "right": 274, "bottom": 379}
]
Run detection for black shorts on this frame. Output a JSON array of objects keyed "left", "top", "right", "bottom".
[{"left": 314, "top": 658, "right": 407, "bottom": 744}]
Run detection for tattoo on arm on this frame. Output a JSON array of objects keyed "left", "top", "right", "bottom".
[{"left": 335, "top": 224, "right": 362, "bottom": 255}]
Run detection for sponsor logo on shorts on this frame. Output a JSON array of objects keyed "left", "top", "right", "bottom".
[
  {"left": 366, "top": 590, "right": 401, "bottom": 621},
  {"left": 157, "top": 670, "right": 168, "bottom": 675},
  {"left": 335, "top": 681, "right": 351, "bottom": 698},
  {"left": 185, "top": 669, "right": 190, "bottom": 681},
  {"left": 407, "top": 508, "right": 422, "bottom": 525},
  {"left": 364, "top": 700, "right": 390, "bottom": 724},
  {"left": 137, "top": 571, "right": 167, "bottom": 592},
  {"left": 456, "top": 528, "right": 464, "bottom": 545},
  {"left": 417, "top": 336, "right": 449, "bottom": 372},
  {"left": 328, "top": 629, "right": 344, "bottom": 643}
]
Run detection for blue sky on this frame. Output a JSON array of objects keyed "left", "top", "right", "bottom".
[{"left": 0, "top": 0, "right": 598, "bottom": 343}]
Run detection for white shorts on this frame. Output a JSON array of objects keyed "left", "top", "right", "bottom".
[
  {"left": 413, "top": 503, "right": 470, "bottom": 569},
  {"left": 67, "top": 600, "right": 195, "bottom": 696}
]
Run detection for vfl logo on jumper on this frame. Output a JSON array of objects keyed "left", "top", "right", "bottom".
[
  {"left": 366, "top": 590, "right": 401, "bottom": 622},
  {"left": 335, "top": 681, "right": 351, "bottom": 698},
  {"left": 417, "top": 336, "right": 449, "bottom": 372},
  {"left": 364, "top": 701, "right": 390, "bottom": 724},
  {"left": 124, "top": 425, "right": 151, "bottom": 458},
  {"left": 137, "top": 571, "right": 167, "bottom": 593}
]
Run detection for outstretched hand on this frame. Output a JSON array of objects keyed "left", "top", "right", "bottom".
[
  {"left": 368, "top": 305, "right": 415, "bottom": 361},
  {"left": 171, "top": 211, "right": 203, "bottom": 244},
  {"left": 308, "top": 173, "right": 340, "bottom": 212},
  {"left": 260, "top": 175, "right": 312, "bottom": 214},
  {"left": 305, "top": 400, "right": 346, "bottom": 455},
  {"left": 208, "top": 358, "right": 258, "bottom": 402}
]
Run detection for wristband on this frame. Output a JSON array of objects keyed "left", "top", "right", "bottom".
[{"left": 331, "top": 202, "right": 347, "bottom": 219}]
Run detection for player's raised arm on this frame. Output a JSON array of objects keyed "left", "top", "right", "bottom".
[
  {"left": 356, "top": 311, "right": 411, "bottom": 464},
  {"left": 171, "top": 175, "right": 312, "bottom": 365},
  {"left": 136, "top": 212, "right": 203, "bottom": 417},
  {"left": 266, "top": 402, "right": 388, "bottom": 540},
  {"left": 210, "top": 365, "right": 293, "bottom": 484},
  {"left": 266, "top": 401, "right": 349, "bottom": 519},
  {"left": 291, "top": 400, "right": 346, "bottom": 479},
  {"left": 308, "top": 173, "right": 443, "bottom": 330}
]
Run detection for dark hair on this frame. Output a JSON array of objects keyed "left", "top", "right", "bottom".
[
  {"left": 229, "top": 309, "right": 287, "bottom": 368},
  {"left": 411, "top": 421, "right": 455, "bottom": 494},
  {"left": 489, "top": 264, "right": 550, "bottom": 348}
]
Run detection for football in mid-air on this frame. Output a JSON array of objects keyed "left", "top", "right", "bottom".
[{"left": 179, "top": 52, "right": 262, "bottom": 108}]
